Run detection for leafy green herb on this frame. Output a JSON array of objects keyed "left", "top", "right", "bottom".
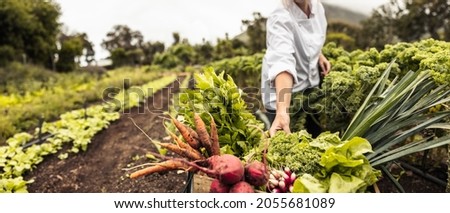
[
  {"left": 174, "top": 67, "right": 264, "bottom": 157},
  {"left": 267, "top": 131, "right": 321, "bottom": 175}
]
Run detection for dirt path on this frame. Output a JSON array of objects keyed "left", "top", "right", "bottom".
[{"left": 24, "top": 76, "right": 190, "bottom": 193}]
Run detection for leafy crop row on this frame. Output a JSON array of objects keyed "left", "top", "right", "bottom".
[
  {"left": 294, "top": 38, "right": 450, "bottom": 133},
  {"left": 0, "top": 74, "right": 177, "bottom": 192},
  {"left": 0, "top": 66, "right": 162, "bottom": 142}
]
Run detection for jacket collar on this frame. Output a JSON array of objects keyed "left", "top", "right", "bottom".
[{"left": 290, "top": 0, "right": 317, "bottom": 20}]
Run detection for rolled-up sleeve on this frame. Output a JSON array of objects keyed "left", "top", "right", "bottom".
[{"left": 265, "top": 15, "right": 299, "bottom": 86}]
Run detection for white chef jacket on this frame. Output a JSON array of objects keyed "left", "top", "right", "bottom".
[{"left": 261, "top": 0, "right": 327, "bottom": 111}]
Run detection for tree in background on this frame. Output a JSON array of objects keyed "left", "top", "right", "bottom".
[
  {"left": 102, "top": 25, "right": 166, "bottom": 67},
  {"left": 359, "top": 0, "right": 449, "bottom": 49},
  {"left": 0, "top": 46, "right": 15, "bottom": 67},
  {"left": 0, "top": 0, "right": 61, "bottom": 67},
  {"left": 213, "top": 34, "right": 236, "bottom": 60},
  {"left": 445, "top": 24, "right": 450, "bottom": 41},
  {"left": 358, "top": 6, "right": 397, "bottom": 50},
  {"left": 152, "top": 51, "right": 180, "bottom": 69},
  {"left": 172, "top": 32, "right": 181, "bottom": 45},
  {"left": 395, "top": 0, "right": 449, "bottom": 42},
  {"left": 213, "top": 33, "right": 249, "bottom": 60},
  {"left": 152, "top": 33, "right": 197, "bottom": 69},
  {"left": 102, "top": 25, "right": 143, "bottom": 67},
  {"left": 56, "top": 35, "right": 83, "bottom": 72},
  {"left": 109, "top": 48, "right": 128, "bottom": 67},
  {"left": 193, "top": 39, "right": 214, "bottom": 65},
  {"left": 55, "top": 32, "right": 95, "bottom": 72},
  {"left": 145, "top": 12, "right": 267, "bottom": 68},
  {"left": 326, "top": 21, "right": 362, "bottom": 50},
  {"left": 102, "top": 25, "right": 143, "bottom": 53},
  {"left": 78, "top": 33, "right": 96, "bottom": 65},
  {"left": 241, "top": 12, "right": 267, "bottom": 53},
  {"left": 141, "top": 41, "right": 165, "bottom": 65}
]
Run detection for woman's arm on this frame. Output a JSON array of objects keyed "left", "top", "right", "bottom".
[
  {"left": 269, "top": 71, "right": 293, "bottom": 137},
  {"left": 319, "top": 53, "right": 331, "bottom": 76},
  {"left": 270, "top": 53, "right": 330, "bottom": 137}
]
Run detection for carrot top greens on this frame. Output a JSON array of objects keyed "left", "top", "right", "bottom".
[{"left": 174, "top": 68, "right": 264, "bottom": 157}]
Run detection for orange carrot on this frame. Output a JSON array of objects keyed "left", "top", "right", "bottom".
[
  {"left": 167, "top": 130, "right": 204, "bottom": 160},
  {"left": 129, "top": 116, "right": 202, "bottom": 160},
  {"left": 187, "top": 125, "right": 201, "bottom": 147},
  {"left": 194, "top": 113, "right": 213, "bottom": 156},
  {"left": 130, "top": 160, "right": 190, "bottom": 179},
  {"left": 209, "top": 114, "right": 220, "bottom": 156},
  {"left": 170, "top": 116, "right": 201, "bottom": 150},
  {"left": 159, "top": 142, "right": 203, "bottom": 161}
]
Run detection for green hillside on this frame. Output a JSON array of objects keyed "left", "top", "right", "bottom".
[{"left": 323, "top": 3, "right": 368, "bottom": 26}]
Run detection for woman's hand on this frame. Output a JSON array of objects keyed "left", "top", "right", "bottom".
[
  {"left": 269, "top": 111, "right": 291, "bottom": 137},
  {"left": 319, "top": 53, "right": 331, "bottom": 76},
  {"left": 270, "top": 71, "right": 293, "bottom": 137}
]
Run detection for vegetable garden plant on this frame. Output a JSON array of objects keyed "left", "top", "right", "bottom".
[{"left": 135, "top": 39, "right": 449, "bottom": 193}]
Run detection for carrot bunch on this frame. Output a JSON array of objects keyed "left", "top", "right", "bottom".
[
  {"left": 129, "top": 113, "right": 271, "bottom": 193},
  {"left": 129, "top": 113, "right": 220, "bottom": 179}
]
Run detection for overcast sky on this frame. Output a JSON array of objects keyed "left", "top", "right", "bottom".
[{"left": 55, "top": 0, "right": 389, "bottom": 60}]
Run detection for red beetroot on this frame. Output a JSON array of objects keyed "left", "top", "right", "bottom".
[
  {"left": 244, "top": 160, "right": 269, "bottom": 187},
  {"left": 207, "top": 154, "right": 244, "bottom": 185},
  {"left": 209, "top": 178, "right": 230, "bottom": 193},
  {"left": 179, "top": 154, "right": 244, "bottom": 186},
  {"left": 229, "top": 181, "right": 254, "bottom": 193}
]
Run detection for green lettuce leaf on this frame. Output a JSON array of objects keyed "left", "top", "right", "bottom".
[
  {"left": 293, "top": 174, "right": 327, "bottom": 193},
  {"left": 328, "top": 173, "right": 365, "bottom": 193},
  {"left": 320, "top": 137, "right": 372, "bottom": 171},
  {"left": 309, "top": 131, "right": 342, "bottom": 150}
]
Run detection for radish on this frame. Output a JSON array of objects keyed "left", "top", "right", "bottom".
[
  {"left": 229, "top": 181, "right": 254, "bottom": 193},
  {"left": 210, "top": 178, "right": 230, "bottom": 193},
  {"left": 271, "top": 188, "right": 280, "bottom": 193},
  {"left": 278, "top": 181, "right": 286, "bottom": 193},
  {"left": 289, "top": 185, "right": 294, "bottom": 193},
  {"left": 269, "top": 179, "right": 279, "bottom": 186},
  {"left": 244, "top": 160, "right": 269, "bottom": 187},
  {"left": 266, "top": 167, "right": 297, "bottom": 193},
  {"left": 284, "top": 167, "right": 291, "bottom": 176}
]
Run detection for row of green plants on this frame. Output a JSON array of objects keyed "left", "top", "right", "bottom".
[
  {"left": 294, "top": 38, "right": 450, "bottom": 134},
  {"left": 0, "top": 106, "right": 120, "bottom": 193},
  {"left": 0, "top": 74, "right": 178, "bottom": 192},
  {"left": 195, "top": 38, "right": 450, "bottom": 135},
  {"left": 0, "top": 65, "right": 163, "bottom": 142},
  {"left": 0, "top": 62, "right": 84, "bottom": 94}
]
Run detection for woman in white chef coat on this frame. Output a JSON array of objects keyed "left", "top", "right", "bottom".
[{"left": 261, "top": 0, "right": 331, "bottom": 136}]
